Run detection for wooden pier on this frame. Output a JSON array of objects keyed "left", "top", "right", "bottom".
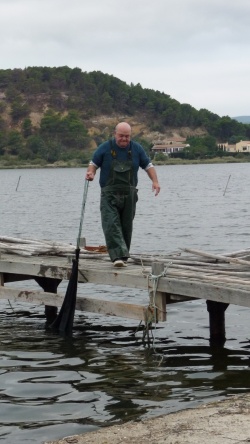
[{"left": 1, "top": 237, "right": 250, "bottom": 344}]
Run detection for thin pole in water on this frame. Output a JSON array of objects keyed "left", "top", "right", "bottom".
[
  {"left": 223, "top": 174, "right": 231, "bottom": 196},
  {"left": 16, "top": 176, "right": 21, "bottom": 192}
]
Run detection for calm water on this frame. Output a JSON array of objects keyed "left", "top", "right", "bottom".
[{"left": 0, "top": 164, "right": 250, "bottom": 443}]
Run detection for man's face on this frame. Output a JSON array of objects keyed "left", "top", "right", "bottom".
[{"left": 114, "top": 128, "right": 131, "bottom": 148}]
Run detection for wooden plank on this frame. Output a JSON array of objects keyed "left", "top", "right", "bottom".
[
  {"left": 1, "top": 254, "right": 250, "bottom": 308},
  {"left": 77, "top": 266, "right": 149, "bottom": 288},
  {"left": 0, "top": 257, "right": 71, "bottom": 280},
  {"left": 0, "top": 286, "right": 149, "bottom": 321},
  {"left": 76, "top": 298, "right": 147, "bottom": 320},
  {"left": 155, "top": 277, "right": 250, "bottom": 307},
  {"left": 0, "top": 286, "right": 62, "bottom": 306},
  {"left": 0, "top": 257, "right": 150, "bottom": 289}
]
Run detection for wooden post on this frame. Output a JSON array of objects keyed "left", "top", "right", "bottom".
[
  {"left": 0, "top": 273, "right": 4, "bottom": 286},
  {"left": 34, "top": 277, "right": 61, "bottom": 323},
  {"left": 206, "top": 300, "right": 229, "bottom": 346},
  {"left": 150, "top": 262, "right": 167, "bottom": 322}
]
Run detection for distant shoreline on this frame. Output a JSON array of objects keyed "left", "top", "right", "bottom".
[{"left": 1, "top": 156, "right": 250, "bottom": 169}]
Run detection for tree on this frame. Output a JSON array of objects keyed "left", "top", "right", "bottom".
[
  {"left": 39, "top": 110, "right": 89, "bottom": 152},
  {"left": 214, "top": 116, "right": 246, "bottom": 141},
  {"left": 59, "top": 111, "right": 88, "bottom": 149},
  {"left": 22, "top": 118, "right": 33, "bottom": 138},
  {"left": 7, "top": 131, "right": 24, "bottom": 155},
  {"left": 10, "top": 99, "right": 30, "bottom": 122},
  {"left": 40, "top": 110, "right": 61, "bottom": 137},
  {"left": 0, "top": 130, "right": 7, "bottom": 155},
  {"left": 26, "top": 135, "right": 47, "bottom": 157},
  {"left": 184, "top": 135, "right": 218, "bottom": 159},
  {"left": 100, "top": 92, "right": 113, "bottom": 113}
]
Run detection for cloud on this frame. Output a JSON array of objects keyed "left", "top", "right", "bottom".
[{"left": 0, "top": 0, "right": 250, "bottom": 116}]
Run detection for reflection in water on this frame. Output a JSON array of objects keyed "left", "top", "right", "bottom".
[{"left": 1, "top": 164, "right": 250, "bottom": 443}]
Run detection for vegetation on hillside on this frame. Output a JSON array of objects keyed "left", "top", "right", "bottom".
[{"left": 0, "top": 66, "right": 250, "bottom": 166}]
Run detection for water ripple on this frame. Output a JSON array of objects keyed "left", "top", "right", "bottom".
[{"left": 1, "top": 165, "right": 250, "bottom": 443}]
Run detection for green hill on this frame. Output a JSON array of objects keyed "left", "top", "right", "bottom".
[{"left": 0, "top": 66, "right": 250, "bottom": 166}]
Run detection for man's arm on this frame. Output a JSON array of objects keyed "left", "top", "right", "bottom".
[{"left": 146, "top": 166, "right": 160, "bottom": 196}]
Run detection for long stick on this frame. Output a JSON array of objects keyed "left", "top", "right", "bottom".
[
  {"left": 223, "top": 174, "right": 231, "bottom": 196},
  {"left": 77, "top": 180, "right": 89, "bottom": 249},
  {"left": 15, "top": 176, "right": 21, "bottom": 191},
  {"left": 182, "top": 248, "right": 250, "bottom": 267}
]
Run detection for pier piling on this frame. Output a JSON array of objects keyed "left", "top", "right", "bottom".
[
  {"left": 35, "top": 277, "right": 61, "bottom": 323},
  {"left": 206, "top": 300, "right": 229, "bottom": 345}
]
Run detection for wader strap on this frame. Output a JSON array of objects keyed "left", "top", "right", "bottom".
[{"left": 109, "top": 139, "right": 132, "bottom": 159}]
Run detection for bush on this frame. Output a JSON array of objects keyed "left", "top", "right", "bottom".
[{"left": 154, "top": 152, "right": 167, "bottom": 161}]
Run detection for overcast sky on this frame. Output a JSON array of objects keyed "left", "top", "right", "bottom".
[{"left": 1, "top": 0, "right": 249, "bottom": 118}]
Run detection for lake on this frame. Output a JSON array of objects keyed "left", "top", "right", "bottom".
[{"left": 0, "top": 163, "right": 250, "bottom": 444}]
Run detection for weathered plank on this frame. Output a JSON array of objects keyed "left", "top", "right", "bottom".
[
  {"left": 155, "top": 277, "right": 250, "bottom": 307},
  {"left": 1, "top": 252, "right": 250, "bottom": 315},
  {"left": 0, "top": 256, "right": 150, "bottom": 288},
  {"left": 0, "top": 286, "right": 151, "bottom": 321}
]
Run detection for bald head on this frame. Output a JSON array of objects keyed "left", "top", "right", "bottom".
[
  {"left": 115, "top": 122, "right": 131, "bottom": 134},
  {"left": 114, "top": 122, "right": 132, "bottom": 148}
]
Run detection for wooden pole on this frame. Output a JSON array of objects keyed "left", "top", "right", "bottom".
[
  {"left": 34, "top": 277, "right": 61, "bottom": 323},
  {"left": 150, "top": 262, "right": 167, "bottom": 322},
  {"left": 206, "top": 300, "right": 229, "bottom": 346}
]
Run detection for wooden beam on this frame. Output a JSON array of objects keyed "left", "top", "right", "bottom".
[
  {"left": 1, "top": 256, "right": 250, "bottom": 308},
  {"left": 0, "top": 286, "right": 149, "bottom": 321},
  {"left": 0, "top": 258, "right": 71, "bottom": 280},
  {"left": 155, "top": 277, "right": 250, "bottom": 307},
  {"left": 0, "top": 258, "right": 149, "bottom": 288},
  {"left": 77, "top": 266, "right": 149, "bottom": 288},
  {"left": 76, "top": 298, "right": 148, "bottom": 321}
]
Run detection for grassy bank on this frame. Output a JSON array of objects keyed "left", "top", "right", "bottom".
[
  {"left": 153, "top": 156, "right": 250, "bottom": 166},
  {"left": 0, "top": 160, "right": 89, "bottom": 169},
  {"left": 1, "top": 156, "right": 250, "bottom": 169}
]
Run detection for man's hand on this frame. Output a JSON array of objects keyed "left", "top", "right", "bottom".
[
  {"left": 85, "top": 171, "right": 95, "bottom": 181},
  {"left": 152, "top": 182, "right": 160, "bottom": 196},
  {"left": 146, "top": 166, "right": 160, "bottom": 196},
  {"left": 85, "top": 164, "right": 97, "bottom": 181}
]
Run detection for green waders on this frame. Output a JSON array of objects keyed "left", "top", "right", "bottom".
[{"left": 100, "top": 151, "right": 138, "bottom": 262}]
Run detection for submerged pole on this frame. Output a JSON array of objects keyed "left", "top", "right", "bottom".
[
  {"left": 206, "top": 300, "right": 229, "bottom": 346},
  {"left": 35, "top": 277, "right": 61, "bottom": 323}
]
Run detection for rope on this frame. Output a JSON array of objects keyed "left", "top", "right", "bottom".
[
  {"left": 147, "top": 260, "right": 172, "bottom": 321},
  {"left": 138, "top": 259, "right": 173, "bottom": 363}
]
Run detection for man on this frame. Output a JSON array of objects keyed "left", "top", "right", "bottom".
[{"left": 85, "top": 122, "right": 160, "bottom": 267}]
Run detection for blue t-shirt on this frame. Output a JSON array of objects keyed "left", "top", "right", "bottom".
[{"left": 91, "top": 139, "right": 151, "bottom": 187}]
